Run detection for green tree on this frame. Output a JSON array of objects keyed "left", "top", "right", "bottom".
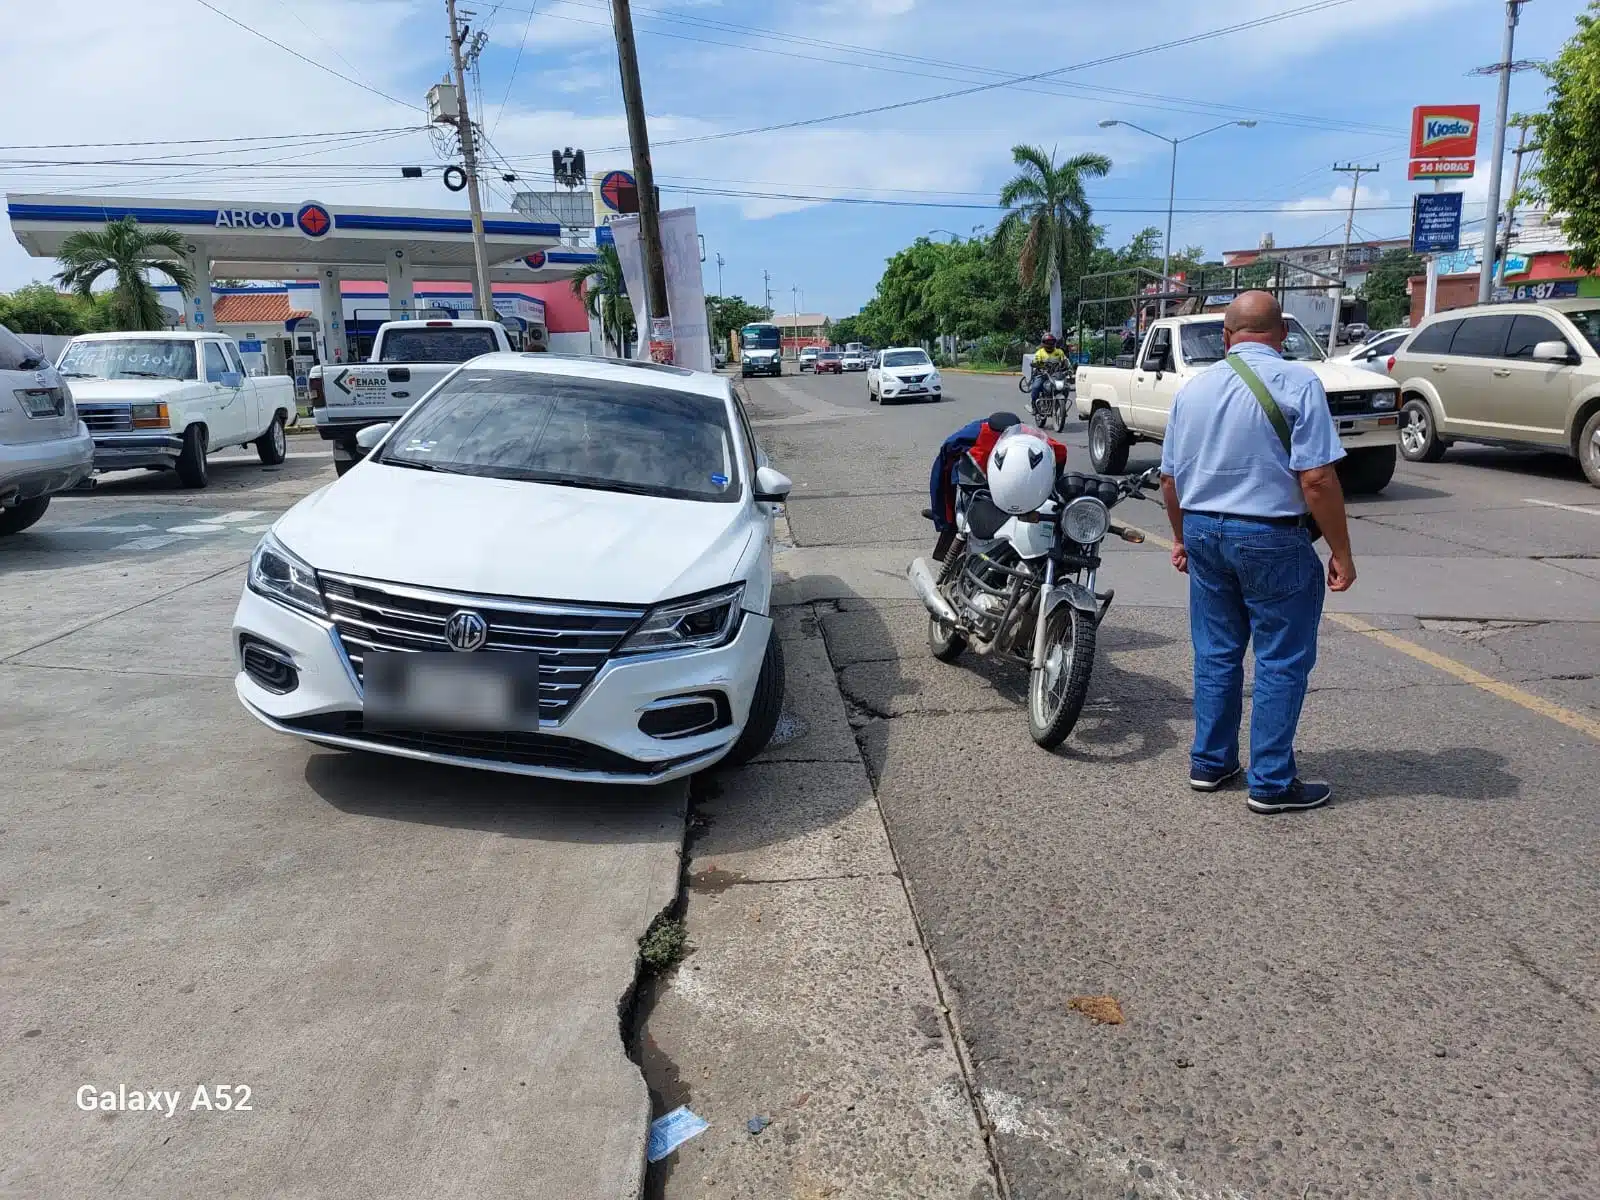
[
  {"left": 705, "top": 294, "right": 772, "bottom": 342},
  {"left": 1361, "top": 248, "right": 1425, "bottom": 330},
  {"left": 55, "top": 217, "right": 194, "bottom": 331},
  {"left": 569, "top": 244, "right": 635, "bottom": 355},
  {"left": 1524, "top": 3, "right": 1600, "bottom": 271},
  {"left": 0, "top": 283, "right": 105, "bottom": 335},
  {"left": 829, "top": 314, "right": 863, "bottom": 346},
  {"left": 996, "top": 145, "right": 1113, "bottom": 337}
]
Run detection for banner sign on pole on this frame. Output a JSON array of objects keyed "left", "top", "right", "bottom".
[
  {"left": 1409, "top": 105, "right": 1480, "bottom": 160},
  {"left": 1411, "top": 192, "right": 1464, "bottom": 254},
  {"left": 1408, "top": 158, "right": 1474, "bottom": 180}
]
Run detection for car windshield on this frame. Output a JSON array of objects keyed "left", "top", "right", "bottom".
[
  {"left": 1180, "top": 317, "right": 1326, "bottom": 365},
  {"left": 1563, "top": 308, "right": 1600, "bottom": 355},
  {"left": 376, "top": 369, "right": 740, "bottom": 503},
  {"left": 883, "top": 350, "right": 931, "bottom": 368},
  {"left": 57, "top": 339, "right": 197, "bottom": 381},
  {"left": 377, "top": 327, "right": 500, "bottom": 363},
  {"left": 819, "top": 352, "right": 841, "bottom": 361}
]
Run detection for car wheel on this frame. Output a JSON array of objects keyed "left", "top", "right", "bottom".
[
  {"left": 256, "top": 412, "right": 287, "bottom": 465},
  {"left": 1399, "top": 398, "right": 1446, "bottom": 463},
  {"left": 0, "top": 496, "right": 50, "bottom": 537},
  {"left": 722, "top": 630, "right": 786, "bottom": 768},
  {"left": 1088, "top": 406, "right": 1131, "bottom": 474},
  {"left": 1336, "top": 445, "right": 1397, "bottom": 495},
  {"left": 175, "top": 424, "right": 209, "bottom": 488},
  {"left": 1579, "top": 407, "right": 1600, "bottom": 489}
]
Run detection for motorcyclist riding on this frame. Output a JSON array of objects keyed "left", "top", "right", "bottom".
[{"left": 1030, "top": 333, "right": 1067, "bottom": 407}]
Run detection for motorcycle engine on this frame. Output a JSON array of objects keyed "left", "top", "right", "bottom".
[{"left": 952, "top": 543, "right": 1028, "bottom": 640}]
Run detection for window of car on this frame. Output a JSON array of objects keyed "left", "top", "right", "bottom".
[
  {"left": 882, "top": 350, "right": 931, "bottom": 368},
  {"left": 818, "top": 352, "right": 841, "bottom": 361},
  {"left": 377, "top": 327, "right": 500, "bottom": 363},
  {"left": 1142, "top": 327, "right": 1173, "bottom": 371},
  {"left": 1562, "top": 307, "right": 1600, "bottom": 355},
  {"left": 1176, "top": 317, "right": 1325, "bottom": 365},
  {"left": 222, "top": 343, "right": 246, "bottom": 375},
  {"left": 376, "top": 369, "right": 741, "bottom": 503},
  {"left": 0, "top": 324, "right": 45, "bottom": 372},
  {"left": 730, "top": 392, "right": 761, "bottom": 472},
  {"left": 1446, "top": 314, "right": 1513, "bottom": 359},
  {"left": 58, "top": 338, "right": 197, "bottom": 381},
  {"left": 203, "top": 341, "right": 230, "bottom": 382},
  {"left": 1503, "top": 314, "right": 1569, "bottom": 360},
  {"left": 1406, "top": 318, "right": 1462, "bottom": 356}
]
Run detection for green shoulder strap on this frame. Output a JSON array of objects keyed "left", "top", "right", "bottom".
[{"left": 1226, "top": 353, "right": 1291, "bottom": 456}]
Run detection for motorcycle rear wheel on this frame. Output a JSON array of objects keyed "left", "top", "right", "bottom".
[{"left": 1027, "top": 606, "right": 1097, "bottom": 748}]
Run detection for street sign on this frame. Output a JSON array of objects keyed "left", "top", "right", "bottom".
[
  {"left": 1409, "top": 105, "right": 1480, "bottom": 160},
  {"left": 1409, "top": 158, "right": 1475, "bottom": 180},
  {"left": 1411, "top": 192, "right": 1464, "bottom": 254}
]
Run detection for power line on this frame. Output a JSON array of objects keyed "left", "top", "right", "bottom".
[
  {"left": 490, "top": 2, "right": 539, "bottom": 138},
  {"left": 190, "top": 0, "right": 423, "bottom": 113},
  {"left": 0, "top": 127, "right": 425, "bottom": 153}
]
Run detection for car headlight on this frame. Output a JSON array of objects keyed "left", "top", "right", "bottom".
[
  {"left": 1061, "top": 497, "right": 1111, "bottom": 544},
  {"left": 619, "top": 584, "right": 745, "bottom": 655},
  {"left": 130, "top": 401, "right": 169, "bottom": 428},
  {"left": 1370, "top": 390, "right": 1397, "bottom": 411},
  {"left": 248, "top": 532, "right": 327, "bottom": 618},
  {"left": 929, "top": 372, "right": 942, "bottom": 387}
]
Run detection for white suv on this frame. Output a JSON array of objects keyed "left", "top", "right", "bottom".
[{"left": 0, "top": 324, "right": 94, "bottom": 536}]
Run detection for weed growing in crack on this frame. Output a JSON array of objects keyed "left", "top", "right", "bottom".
[{"left": 639, "top": 915, "right": 689, "bottom": 974}]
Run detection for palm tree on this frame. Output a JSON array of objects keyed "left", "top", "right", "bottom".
[
  {"left": 570, "top": 244, "right": 635, "bottom": 356},
  {"left": 55, "top": 217, "right": 195, "bottom": 331},
  {"left": 996, "top": 145, "right": 1112, "bottom": 338}
]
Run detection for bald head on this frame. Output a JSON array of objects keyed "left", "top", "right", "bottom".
[{"left": 1222, "top": 290, "right": 1286, "bottom": 351}]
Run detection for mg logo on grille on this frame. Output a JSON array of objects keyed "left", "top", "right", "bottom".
[{"left": 444, "top": 609, "right": 488, "bottom": 652}]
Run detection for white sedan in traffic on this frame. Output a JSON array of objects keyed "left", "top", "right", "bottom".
[
  {"left": 233, "top": 354, "right": 791, "bottom": 784},
  {"left": 867, "top": 347, "right": 942, "bottom": 404}
]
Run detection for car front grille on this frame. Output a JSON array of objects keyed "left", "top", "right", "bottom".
[
  {"left": 900, "top": 373, "right": 928, "bottom": 384},
  {"left": 320, "top": 573, "right": 645, "bottom": 724},
  {"left": 1327, "top": 391, "right": 1385, "bottom": 417},
  {"left": 78, "top": 405, "right": 132, "bottom": 433},
  {"left": 282, "top": 712, "right": 700, "bottom": 777}
]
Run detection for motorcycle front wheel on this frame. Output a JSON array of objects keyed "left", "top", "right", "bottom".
[{"left": 1027, "top": 605, "right": 1097, "bottom": 748}]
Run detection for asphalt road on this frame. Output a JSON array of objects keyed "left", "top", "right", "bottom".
[{"left": 745, "top": 364, "right": 1599, "bottom": 1200}]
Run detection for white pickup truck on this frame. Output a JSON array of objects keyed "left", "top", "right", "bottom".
[
  {"left": 1074, "top": 314, "right": 1403, "bottom": 494},
  {"left": 311, "top": 318, "right": 514, "bottom": 475},
  {"left": 56, "top": 331, "right": 297, "bottom": 488}
]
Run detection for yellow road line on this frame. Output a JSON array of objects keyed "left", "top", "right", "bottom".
[{"left": 1129, "top": 524, "right": 1600, "bottom": 741}]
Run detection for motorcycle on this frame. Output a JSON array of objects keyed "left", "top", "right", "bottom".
[
  {"left": 1020, "top": 360, "right": 1074, "bottom": 430},
  {"left": 910, "top": 458, "right": 1161, "bottom": 748}
]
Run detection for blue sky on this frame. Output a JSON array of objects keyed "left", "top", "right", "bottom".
[{"left": 0, "top": 0, "right": 1584, "bottom": 315}]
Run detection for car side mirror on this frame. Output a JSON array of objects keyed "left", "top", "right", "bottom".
[
  {"left": 1532, "top": 340, "right": 1575, "bottom": 364},
  {"left": 753, "top": 465, "right": 791, "bottom": 503},
  {"left": 354, "top": 422, "right": 393, "bottom": 451},
  {"left": 219, "top": 370, "right": 243, "bottom": 388}
]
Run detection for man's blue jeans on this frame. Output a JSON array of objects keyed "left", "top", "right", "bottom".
[{"left": 1183, "top": 512, "right": 1325, "bottom": 796}]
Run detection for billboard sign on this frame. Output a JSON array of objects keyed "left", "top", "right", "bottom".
[
  {"left": 1411, "top": 192, "right": 1464, "bottom": 254},
  {"left": 1409, "top": 106, "right": 1480, "bottom": 160},
  {"left": 1408, "top": 158, "right": 1474, "bottom": 180}
]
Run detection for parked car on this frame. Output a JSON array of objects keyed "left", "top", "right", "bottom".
[
  {"left": 0, "top": 323, "right": 94, "bottom": 535},
  {"left": 233, "top": 354, "right": 792, "bottom": 783},
  {"left": 867, "top": 347, "right": 942, "bottom": 404},
  {"left": 814, "top": 350, "right": 844, "bottom": 375},
  {"left": 312, "top": 318, "right": 516, "bottom": 476},
  {"left": 1074, "top": 314, "right": 1402, "bottom": 494},
  {"left": 840, "top": 349, "right": 870, "bottom": 372},
  {"left": 1344, "top": 322, "right": 1370, "bottom": 343},
  {"left": 1334, "top": 328, "right": 1409, "bottom": 373},
  {"left": 56, "top": 331, "right": 295, "bottom": 488},
  {"left": 798, "top": 346, "right": 820, "bottom": 371},
  {"left": 1389, "top": 300, "right": 1600, "bottom": 487}
]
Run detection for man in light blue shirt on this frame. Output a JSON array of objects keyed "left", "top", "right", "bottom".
[{"left": 1158, "top": 292, "right": 1358, "bottom": 814}]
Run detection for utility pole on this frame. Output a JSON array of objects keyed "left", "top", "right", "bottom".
[
  {"left": 1477, "top": 0, "right": 1530, "bottom": 304},
  {"left": 1496, "top": 118, "right": 1540, "bottom": 288},
  {"left": 763, "top": 269, "right": 771, "bottom": 312},
  {"left": 1329, "top": 163, "right": 1378, "bottom": 350},
  {"left": 445, "top": 0, "right": 493, "bottom": 320},
  {"left": 608, "top": 0, "right": 671, "bottom": 360},
  {"left": 715, "top": 252, "right": 725, "bottom": 297}
]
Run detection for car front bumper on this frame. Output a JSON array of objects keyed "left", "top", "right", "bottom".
[
  {"left": 232, "top": 585, "right": 773, "bottom": 785},
  {"left": 92, "top": 430, "right": 185, "bottom": 471},
  {"left": 2, "top": 423, "right": 95, "bottom": 501},
  {"left": 1335, "top": 414, "right": 1401, "bottom": 450}
]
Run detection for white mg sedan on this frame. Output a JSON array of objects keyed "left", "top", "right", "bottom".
[{"left": 232, "top": 354, "right": 791, "bottom": 784}]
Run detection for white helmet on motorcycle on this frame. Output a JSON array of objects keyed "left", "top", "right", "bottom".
[{"left": 987, "top": 429, "right": 1057, "bottom": 514}]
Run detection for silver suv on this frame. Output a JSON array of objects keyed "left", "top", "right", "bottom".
[
  {"left": 1391, "top": 300, "right": 1600, "bottom": 487},
  {"left": 1, "top": 324, "right": 95, "bottom": 535}
]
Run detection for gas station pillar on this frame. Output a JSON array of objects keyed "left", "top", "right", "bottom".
[
  {"left": 386, "top": 248, "right": 415, "bottom": 320},
  {"left": 315, "top": 266, "right": 348, "bottom": 364},
  {"left": 181, "top": 241, "right": 214, "bottom": 333}
]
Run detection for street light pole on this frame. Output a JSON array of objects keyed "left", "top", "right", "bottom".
[
  {"left": 1477, "top": 0, "right": 1528, "bottom": 304},
  {"left": 1100, "top": 118, "right": 1256, "bottom": 315}
]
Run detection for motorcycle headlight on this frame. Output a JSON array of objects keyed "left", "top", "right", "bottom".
[
  {"left": 1370, "top": 390, "right": 1397, "bottom": 411},
  {"left": 619, "top": 584, "right": 745, "bottom": 655},
  {"left": 248, "top": 532, "right": 327, "bottom": 618},
  {"left": 1061, "top": 496, "right": 1111, "bottom": 544}
]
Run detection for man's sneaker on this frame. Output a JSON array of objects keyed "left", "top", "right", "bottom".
[
  {"left": 1189, "top": 764, "right": 1242, "bottom": 792},
  {"left": 1247, "top": 779, "right": 1332, "bottom": 814}
]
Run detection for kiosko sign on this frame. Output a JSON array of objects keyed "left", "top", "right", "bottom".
[{"left": 1409, "top": 105, "right": 1480, "bottom": 160}]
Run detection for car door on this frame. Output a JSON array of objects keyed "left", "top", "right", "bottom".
[
  {"left": 1438, "top": 314, "right": 1514, "bottom": 436},
  {"left": 1131, "top": 326, "right": 1175, "bottom": 437},
  {"left": 1490, "top": 313, "right": 1578, "bottom": 447},
  {"left": 223, "top": 341, "right": 264, "bottom": 439},
  {"left": 867, "top": 353, "right": 881, "bottom": 395},
  {"left": 201, "top": 340, "right": 245, "bottom": 443}
]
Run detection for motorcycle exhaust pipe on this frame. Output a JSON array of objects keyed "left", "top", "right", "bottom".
[{"left": 908, "top": 557, "right": 961, "bottom": 627}]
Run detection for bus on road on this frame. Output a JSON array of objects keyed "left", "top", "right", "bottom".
[{"left": 739, "top": 322, "right": 783, "bottom": 378}]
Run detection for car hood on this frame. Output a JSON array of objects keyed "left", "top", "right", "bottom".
[
  {"left": 273, "top": 462, "right": 756, "bottom": 606},
  {"left": 63, "top": 379, "right": 193, "bottom": 403},
  {"left": 1309, "top": 360, "right": 1393, "bottom": 391}
]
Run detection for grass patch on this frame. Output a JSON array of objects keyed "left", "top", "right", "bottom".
[{"left": 639, "top": 915, "right": 689, "bottom": 973}]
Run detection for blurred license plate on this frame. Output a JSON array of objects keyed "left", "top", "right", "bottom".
[
  {"left": 20, "top": 390, "right": 60, "bottom": 416},
  {"left": 363, "top": 652, "right": 541, "bottom": 731}
]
